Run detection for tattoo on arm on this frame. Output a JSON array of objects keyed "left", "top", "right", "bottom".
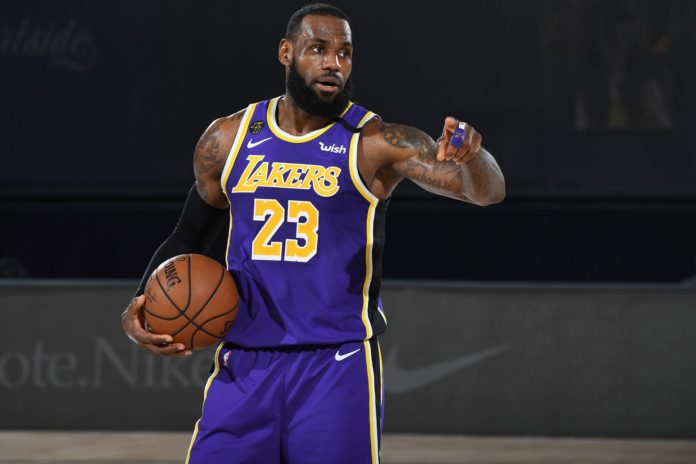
[
  {"left": 381, "top": 123, "right": 436, "bottom": 162},
  {"left": 379, "top": 121, "right": 504, "bottom": 204},
  {"left": 193, "top": 112, "right": 244, "bottom": 203},
  {"left": 193, "top": 123, "right": 225, "bottom": 201},
  {"left": 194, "top": 126, "right": 223, "bottom": 174},
  {"left": 381, "top": 123, "right": 463, "bottom": 195},
  {"left": 404, "top": 160, "right": 458, "bottom": 191}
]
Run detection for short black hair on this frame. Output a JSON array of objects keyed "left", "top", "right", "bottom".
[{"left": 286, "top": 3, "right": 351, "bottom": 42}]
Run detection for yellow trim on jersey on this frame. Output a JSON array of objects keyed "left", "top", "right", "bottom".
[
  {"left": 348, "top": 110, "right": 380, "bottom": 204},
  {"left": 221, "top": 103, "right": 258, "bottom": 201},
  {"left": 364, "top": 340, "right": 380, "bottom": 463},
  {"left": 224, "top": 209, "right": 234, "bottom": 270},
  {"left": 348, "top": 110, "right": 380, "bottom": 339},
  {"left": 377, "top": 340, "right": 384, "bottom": 408},
  {"left": 266, "top": 96, "right": 353, "bottom": 143},
  {"left": 220, "top": 103, "right": 257, "bottom": 269},
  {"left": 185, "top": 342, "right": 225, "bottom": 464}
]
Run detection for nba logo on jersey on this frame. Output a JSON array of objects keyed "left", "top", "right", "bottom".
[{"left": 223, "top": 351, "right": 230, "bottom": 367}]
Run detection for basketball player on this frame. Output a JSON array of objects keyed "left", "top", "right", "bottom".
[{"left": 122, "top": 4, "right": 504, "bottom": 463}]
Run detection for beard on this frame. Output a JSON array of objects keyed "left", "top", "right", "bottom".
[{"left": 286, "top": 62, "right": 353, "bottom": 118}]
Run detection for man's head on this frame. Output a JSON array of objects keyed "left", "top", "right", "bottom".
[{"left": 279, "top": 4, "right": 353, "bottom": 117}]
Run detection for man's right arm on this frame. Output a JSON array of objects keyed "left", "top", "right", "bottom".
[
  {"left": 121, "top": 110, "right": 245, "bottom": 357},
  {"left": 193, "top": 111, "right": 246, "bottom": 207}
]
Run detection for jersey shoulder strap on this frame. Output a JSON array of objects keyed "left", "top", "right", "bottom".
[{"left": 336, "top": 102, "right": 379, "bottom": 133}]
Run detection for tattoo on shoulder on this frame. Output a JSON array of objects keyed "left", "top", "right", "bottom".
[
  {"left": 380, "top": 122, "right": 438, "bottom": 162},
  {"left": 194, "top": 111, "right": 244, "bottom": 174},
  {"left": 194, "top": 121, "right": 226, "bottom": 176}
]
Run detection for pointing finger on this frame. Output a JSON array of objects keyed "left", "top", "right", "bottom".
[{"left": 443, "top": 116, "right": 458, "bottom": 136}]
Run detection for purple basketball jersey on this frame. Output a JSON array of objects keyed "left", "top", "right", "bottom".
[{"left": 220, "top": 96, "right": 388, "bottom": 347}]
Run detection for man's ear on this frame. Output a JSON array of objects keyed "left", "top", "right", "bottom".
[{"left": 279, "top": 38, "right": 293, "bottom": 66}]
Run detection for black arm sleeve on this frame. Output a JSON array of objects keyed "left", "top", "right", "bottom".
[{"left": 134, "top": 184, "right": 229, "bottom": 296}]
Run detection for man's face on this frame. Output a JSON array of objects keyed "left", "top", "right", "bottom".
[{"left": 285, "top": 15, "right": 354, "bottom": 117}]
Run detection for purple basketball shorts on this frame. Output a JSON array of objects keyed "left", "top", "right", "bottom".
[{"left": 185, "top": 338, "right": 384, "bottom": 463}]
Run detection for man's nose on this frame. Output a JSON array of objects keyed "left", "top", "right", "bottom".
[{"left": 322, "top": 51, "right": 340, "bottom": 71}]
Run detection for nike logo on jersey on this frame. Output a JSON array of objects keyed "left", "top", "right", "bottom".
[
  {"left": 383, "top": 344, "right": 509, "bottom": 394},
  {"left": 319, "top": 141, "right": 347, "bottom": 154},
  {"left": 335, "top": 348, "right": 361, "bottom": 361},
  {"left": 247, "top": 137, "right": 272, "bottom": 149},
  {"left": 232, "top": 155, "right": 341, "bottom": 197}
]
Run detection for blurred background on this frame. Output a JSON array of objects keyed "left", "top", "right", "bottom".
[
  {"left": 2, "top": 0, "right": 695, "bottom": 282},
  {"left": 1, "top": 0, "right": 696, "bottom": 461}
]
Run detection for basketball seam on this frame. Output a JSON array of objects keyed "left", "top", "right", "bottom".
[
  {"left": 188, "top": 302, "right": 239, "bottom": 350},
  {"left": 148, "top": 256, "right": 233, "bottom": 345},
  {"left": 152, "top": 270, "right": 194, "bottom": 335},
  {"left": 143, "top": 304, "right": 184, "bottom": 321},
  {"left": 175, "top": 265, "right": 227, "bottom": 335}
]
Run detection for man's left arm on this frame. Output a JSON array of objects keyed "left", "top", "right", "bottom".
[{"left": 373, "top": 117, "right": 505, "bottom": 205}]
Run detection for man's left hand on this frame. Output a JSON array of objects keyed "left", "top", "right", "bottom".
[{"left": 436, "top": 117, "right": 482, "bottom": 164}]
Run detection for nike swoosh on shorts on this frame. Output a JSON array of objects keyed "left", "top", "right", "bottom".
[{"left": 335, "top": 348, "right": 361, "bottom": 361}]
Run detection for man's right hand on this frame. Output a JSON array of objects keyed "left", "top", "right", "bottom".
[{"left": 121, "top": 295, "right": 192, "bottom": 356}]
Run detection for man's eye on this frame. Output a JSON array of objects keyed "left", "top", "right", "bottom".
[
  {"left": 312, "top": 46, "right": 324, "bottom": 53},
  {"left": 339, "top": 50, "right": 351, "bottom": 58}
]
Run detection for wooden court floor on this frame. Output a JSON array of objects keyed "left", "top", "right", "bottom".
[{"left": 1, "top": 432, "right": 695, "bottom": 464}]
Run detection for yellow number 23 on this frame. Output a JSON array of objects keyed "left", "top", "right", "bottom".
[{"left": 251, "top": 199, "right": 319, "bottom": 262}]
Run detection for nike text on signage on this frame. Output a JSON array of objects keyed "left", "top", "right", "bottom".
[
  {"left": 232, "top": 155, "right": 341, "bottom": 197},
  {"left": 0, "top": 338, "right": 211, "bottom": 389},
  {"left": 319, "top": 141, "right": 347, "bottom": 154}
]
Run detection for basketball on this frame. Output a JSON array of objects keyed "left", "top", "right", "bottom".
[{"left": 143, "top": 254, "right": 238, "bottom": 350}]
